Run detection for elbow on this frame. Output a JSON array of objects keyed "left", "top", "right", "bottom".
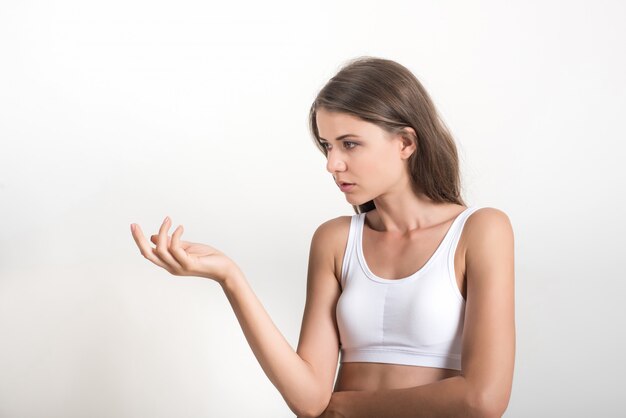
[
  {"left": 293, "top": 408, "right": 325, "bottom": 418},
  {"left": 287, "top": 391, "right": 332, "bottom": 418},
  {"left": 466, "top": 387, "right": 511, "bottom": 418},
  {"left": 291, "top": 404, "right": 328, "bottom": 418}
]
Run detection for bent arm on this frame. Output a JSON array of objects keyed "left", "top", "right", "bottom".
[
  {"left": 130, "top": 216, "right": 340, "bottom": 416},
  {"left": 322, "top": 208, "right": 515, "bottom": 418},
  {"left": 220, "top": 219, "right": 344, "bottom": 417},
  {"left": 221, "top": 270, "right": 326, "bottom": 416}
]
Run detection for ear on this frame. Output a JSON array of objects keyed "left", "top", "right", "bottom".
[{"left": 398, "top": 127, "right": 417, "bottom": 159}]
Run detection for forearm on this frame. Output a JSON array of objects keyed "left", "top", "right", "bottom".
[
  {"left": 220, "top": 267, "right": 328, "bottom": 417},
  {"left": 330, "top": 376, "right": 496, "bottom": 418}
]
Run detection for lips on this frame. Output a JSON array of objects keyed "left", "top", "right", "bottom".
[{"left": 338, "top": 182, "right": 356, "bottom": 192}]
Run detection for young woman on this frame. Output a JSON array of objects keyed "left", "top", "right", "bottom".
[{"left": 130, "top": 57, "right": 515, "bottom": 418}]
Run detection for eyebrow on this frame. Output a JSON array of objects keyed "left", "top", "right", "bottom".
[{"left": 318, "top": 134, "right": 360, "bottom": 142}]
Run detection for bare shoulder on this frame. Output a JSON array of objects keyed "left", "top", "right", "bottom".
[
  {"left": 310, "top": 215, "right": 353, "bottom": 285},
  {"left": 463, "top": 207, "right": 515, "bottom": 274},
  {"left": 313, "top": 215, "right": 352, "bottom": 238},
  {"left": 464, "top": 207, "right": 514, "bottom": 239}
]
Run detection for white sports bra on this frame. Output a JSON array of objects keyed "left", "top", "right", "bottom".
[{"left": 335, "top": 206, "right": 483, "bottom": 370}]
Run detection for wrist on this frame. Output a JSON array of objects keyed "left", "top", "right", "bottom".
[{"left": 219, "top": 264, "right": 245, "bottom": 292}]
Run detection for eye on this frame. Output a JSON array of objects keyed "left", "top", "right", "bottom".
[{"left": 320, "top": 141, "right": 358, "bottom": 150}]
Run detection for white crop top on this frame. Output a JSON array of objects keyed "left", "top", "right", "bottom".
[{"left": 335, "top": 206, "right": 483, "bottom": 370}]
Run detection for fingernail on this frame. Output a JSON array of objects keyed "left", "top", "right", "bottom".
[
  {"left": 130, "top": 224, "right": 135, "bottom": 232},
  {"left": 164, "top": 216, "right": 170, "bottom": 223}
]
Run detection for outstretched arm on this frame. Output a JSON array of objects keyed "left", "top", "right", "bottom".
[
  {"left": 319, "top": 208, "right": 516, "bottom": 418},
  {"left": 130, "top": 216, "right": 343, "bottom": 418}
]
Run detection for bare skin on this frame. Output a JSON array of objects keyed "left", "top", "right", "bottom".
[
  {"left": 312, "top": 110, "right": 513, "bottom": 418},
  {"left": 130, "top": 108, "right": 515, "bottom": 417},
  {"left": 328, "top": 204, "right": 469, "bottom": 392}
]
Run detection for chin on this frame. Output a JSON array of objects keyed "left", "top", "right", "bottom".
[
  {"left": 345, "top": 195, "right": 369, "bottom": 206},
  {"left": 344, "top": 196, "right": 357, "bottom": 205}
]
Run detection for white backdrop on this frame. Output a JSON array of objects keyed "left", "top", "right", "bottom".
[{"left": 1, "top": 0, "right": 624, "bottom": 417}]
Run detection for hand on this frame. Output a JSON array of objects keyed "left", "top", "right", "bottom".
[{"left": 130, "top": 216, "right": 238, "bottom": 284}]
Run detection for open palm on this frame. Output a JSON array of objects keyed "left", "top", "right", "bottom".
[{"left": 130, "top": 216, "right": 237, "bottom": 283}]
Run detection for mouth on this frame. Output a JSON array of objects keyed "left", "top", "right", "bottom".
[{"left": 338, "top": 182, "right": 356, "bottom": 192}]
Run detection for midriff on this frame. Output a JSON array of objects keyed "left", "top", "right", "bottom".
[{"left": 333, "top": 362, "right": 461, "bottom": 391}]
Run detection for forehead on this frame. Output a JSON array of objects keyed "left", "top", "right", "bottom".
[{"left": 316, "top": 108, "right": 380, "bottom": 139}]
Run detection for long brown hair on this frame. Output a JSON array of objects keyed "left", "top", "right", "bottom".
[{"left": 309, "top": 56, "right": 466, "bottom": 214}]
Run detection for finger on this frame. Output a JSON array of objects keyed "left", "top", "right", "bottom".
[
  {"left": 150, "top": 234, "right": 168, "bottom": 245},
  {"left": 130, "top": 223, "right": 172, "bottom": 270},
  {"left": 151, "top": 233, "right": 193, "bottom": 250},
  {"left": 155, "top": 216, "right": 184, "bottom": 272},
  {"left": 169, "top": 225, "right": 189, "bottom": 267}
]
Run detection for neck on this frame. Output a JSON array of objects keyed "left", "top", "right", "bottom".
[{"left": 368, "top": 187, "right": 465, "bottom": 234}]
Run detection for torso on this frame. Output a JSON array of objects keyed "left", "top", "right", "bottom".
[
  {"left": 333, "top": 362, "right": 462, "bottom": 391},
  {"left": 331, "top": 204, "right": 470, "bottom": 391}
]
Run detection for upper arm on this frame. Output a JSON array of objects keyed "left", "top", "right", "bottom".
[
  {"left": 461, "top": 207, "right": 515, "bottom": 416},
  {"left": 296, "top": 217, "right": 348, "bottom": 398}
]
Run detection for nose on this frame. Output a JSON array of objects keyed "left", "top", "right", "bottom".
[{"left": 326, "top": 149, "right": 347, "bottom": 174}]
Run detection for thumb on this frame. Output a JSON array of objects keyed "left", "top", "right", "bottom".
[{"left": 150, "top": 234, "right": 169, "bottom": 244}]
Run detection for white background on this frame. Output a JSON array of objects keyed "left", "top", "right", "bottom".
[{"left": 1, "top": 0, "right": 624, "bottom": 417}]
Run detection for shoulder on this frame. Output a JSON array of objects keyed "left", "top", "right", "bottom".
[
  {"left": 464, "top": 207, "right": 515, "bottom": 272},
  {"left": 464, "top": 207, "right": 514, "bottom": 235},
  {"left": 310, "top": 215, "right": 354, "bottom": 281},
  {"left": 311, "top": 215, "right": 353, "bottom": 244}
]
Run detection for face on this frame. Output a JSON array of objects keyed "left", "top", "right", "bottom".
[{"left": 315, "top": 108, "right": 415, "bottom": 205}]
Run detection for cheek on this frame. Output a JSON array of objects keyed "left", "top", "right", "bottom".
[
  {"left": 365, "top": 158, "right": 406, "bottom": 190},
  {"left": 363, "top": 152, "right": 397, "bottom": 176}
]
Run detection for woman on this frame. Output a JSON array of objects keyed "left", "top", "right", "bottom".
[{"left": 130, "top": 57, "right": 515, "bottom": 418}]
